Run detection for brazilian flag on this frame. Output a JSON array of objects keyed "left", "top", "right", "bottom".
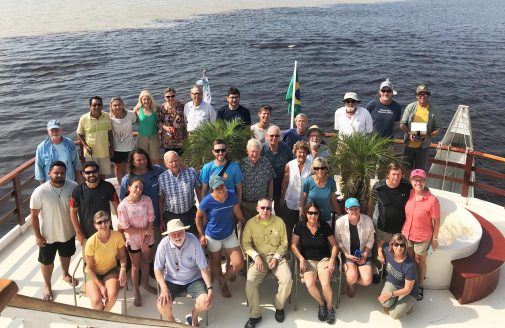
[{"left": 285, "top": 73, "right": 301, "bottom": 116}]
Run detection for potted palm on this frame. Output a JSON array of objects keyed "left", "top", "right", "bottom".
[
  {"left": 182, "top": 119, "right": 252, "bottom": 168},
  {"left": 327, "top": 133, "right": 401, "bottom": 215}
]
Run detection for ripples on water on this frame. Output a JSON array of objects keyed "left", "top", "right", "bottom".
[{"left": 0, "top": 0, "right": 504, "bottom": 180}]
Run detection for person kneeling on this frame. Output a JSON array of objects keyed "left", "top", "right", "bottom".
[
  {"left": 85, "top": 211, "right": 127, "bottom": 311},
  {"left": 334, "top": 198, "right": 374, "bottom": 297},
  {"left": 377, "top": 233, "right": 417, "bottom": 319},
  {"left": 242, "top": 197, "right": 293, "bottom": 328},
  {"left": 154, "top": 219, "right": 212, "bottom": 327}
]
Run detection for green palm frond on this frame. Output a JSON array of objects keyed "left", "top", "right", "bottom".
[
  {"left": 328, "top": 133, "right": 401, "bottom": 213},
  {"left": 182, "top": 119, "right": 252, "bottom": 168}
]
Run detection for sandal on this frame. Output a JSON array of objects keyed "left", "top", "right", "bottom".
[
  {"left": 417, "top": 286, "right": 424, "bottom": 301},
  {"left": 63, "top": 275, "right": 79, "bottom": 287}
]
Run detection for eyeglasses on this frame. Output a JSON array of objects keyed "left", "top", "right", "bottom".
[
  {"left": 268, "top": 134, "right": 280, "bottom": 138},
  {"left": 95, "top": 219, "right": 110, "bottom": 225},
  {"left": 165, "top": 95, "right": 176, "bottom": 98},
  {"left": 307, "top": 211, "right": 319, "bottom": 216},
  {"left": 412, "top": 179, "right": 426, "bottom": 184},
  {"left": 83, "top": 169, "right": 98, "bottom": 175},
  {"left": 259, "top": 206, "right": 272, "bottom": 211},
  {"left": 228, "top": 95, "right": 240, "bottom": 99},
  {"left": 344, "top": 99, "right": 357, "bottom": 104},
  {"left": 213, "top": 148, "right": 227, "bottom": 153},
  {"left": 393, "top": 243, "right": 406, "bottom": 248},
  {"left": 381, "top": 89, "right": 392, "bottom": 93},
  {"left": 313, "top": 167, "right": 328, "bottom": 171}
]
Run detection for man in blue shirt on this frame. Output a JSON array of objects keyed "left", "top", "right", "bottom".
[
  {"left": 366, "top": 79, "right": 402, "bottom": 139},
  {"left": 35, "top": 120, "right": 81, "bottom": 183}
]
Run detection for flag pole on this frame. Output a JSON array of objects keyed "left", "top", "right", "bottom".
[{"left": 290, "top": 60, "right": 297, "bottom": 129}]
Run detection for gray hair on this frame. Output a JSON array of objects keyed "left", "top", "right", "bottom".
[
  {"left": 246, "top": 138, "right": 262, "bottom": 151},
  {"left": 163, "top": 150, "right": 179, "bottom": 161}
]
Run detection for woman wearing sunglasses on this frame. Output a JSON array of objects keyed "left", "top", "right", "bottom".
[
  {"left": 291, "top": 202, "right": 338, "bottom": 324},
  {"left": 84, "top": 211, "right": 127, "bottom": 311},
  {"left": 117, "top": 178, "right": 157, "bottom": 307},
  {"left": 377, "top": 233, "right": 418, "bottom": 319},
  {"left": 300, "top": 157, "right": 339, "bottom": 225}
]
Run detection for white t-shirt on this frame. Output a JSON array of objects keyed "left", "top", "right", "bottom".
[
  {"left": 251, "top": 123, "right": 268, "bottom": 142},
  {"left": 111, "top": 110, "right": 137, "bottom": 152},
  {"left": 334, "top": 106, "right": 373, "bottom": 136},
  {"left": 30, "top": 180, "right": 77, "bottom": 243}
]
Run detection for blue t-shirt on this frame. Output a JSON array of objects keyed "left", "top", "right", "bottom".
[
  {"left": 302, "top": 176, "right": 336, "bottom": 223},
  {"left": 282, "top": 128, "right": 307, "bottom": 150},
  {"left": 382, "top": 243, "right": 419, "bottom": 298},
  {"left": 366, "top": 99, "right": 402, "bottom": 139},
  {"left": 199, "top": 161, "right": 243, "bottom": 192},
  {"left": 199, "top": 190, "right": 238, "bottom": 240},
  {"left": 120, "top": 165, "right": 165, "bottom": 225}
]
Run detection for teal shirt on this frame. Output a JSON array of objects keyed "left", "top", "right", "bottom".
[
  {"left": 302, "top": 176, "right": 336, "bottom": 223},
  {"left": 138, "top": 106, "right": 157, "bottom": 137}
]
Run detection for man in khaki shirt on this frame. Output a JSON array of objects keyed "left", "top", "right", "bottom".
[{"left": 242, "top": 197, "right": 292, "bottom": 328}]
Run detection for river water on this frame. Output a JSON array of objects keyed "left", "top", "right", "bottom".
[{"left": 0, "top": 0, "right": 504, "bottom": 188}]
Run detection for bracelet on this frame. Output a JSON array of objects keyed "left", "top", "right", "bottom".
[{"left": 207, "top": 286, "right": 213, "bottom": 290}]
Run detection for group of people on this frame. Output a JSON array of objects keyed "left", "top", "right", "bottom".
[{"left": 30, "top": 78, "right": 442, "bottom": 326}]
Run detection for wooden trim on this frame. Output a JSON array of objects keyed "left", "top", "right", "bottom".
[{"left": 0, "top": 279, "right": 19, "bottom": 312}]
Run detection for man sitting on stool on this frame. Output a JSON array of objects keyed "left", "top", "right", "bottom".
[
  {"left": 154, "top": 219, "right": 213, "bottom": 326},
  {"left": 242, "top": 197, "right": 292, "bottom": 328}
]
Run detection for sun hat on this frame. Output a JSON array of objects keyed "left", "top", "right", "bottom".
[
  {"left": 209, "top": 174, "right": 225, "bottom": 190},
  {"left": 162, "top": 219, "right": 190, "bottom": 235},
  {"left": 416, "top": 84, "right": 430, "bottom": 95},
  {"left": 410, "top": 169, "right": 427, "bottom": 179},
  {"left": 306, "top": 124, "right": 322, "bottom": 136},
  {"left": 47, "top": 119, "right": 61, "bottom": 129},
  {"left": 341, "top": 92, "right": 361, "bottom": 103},
  {"left": 379, "top": 78, "right": 398, "bottom": 96},
  {"left": 345, "top": 197, "right": 360, "bottom": 209}
]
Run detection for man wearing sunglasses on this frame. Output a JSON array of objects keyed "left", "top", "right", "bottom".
[
  {"left": 70, "top": 161, "right": 119, "bottom": 248},
  {"left": 366, "top": 79, "right": 402, "bottom": 139},
  {"left": 334, "top": 92, "right": 373, "bottom": 137},
  {"left": 242, "top": 197, "right": 292, "bottom": 327}
]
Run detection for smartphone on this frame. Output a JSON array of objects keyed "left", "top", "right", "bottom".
[{"left": 353, "top": 250, "right": 362, "bottom": 258}]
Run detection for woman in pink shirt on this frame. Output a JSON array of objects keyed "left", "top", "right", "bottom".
[
  {"left": 117, "top": 178, "right": 157, "bottom": 306},
  {"left": 401, "top": 169, "right": 440, "bottom": 301}
]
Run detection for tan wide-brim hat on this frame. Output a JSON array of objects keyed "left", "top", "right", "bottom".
[
  {"left": 340, "top": 92, "right": 361, "bottom": 103},
  {"left": 162, "top": 219, "right": 190, "bottom": 235}
]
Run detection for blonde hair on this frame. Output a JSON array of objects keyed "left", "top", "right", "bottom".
[
  {"left": 311, "top": 157, "right": 328, "bottom": 174},
  {"left": 137, "top": 90, "right": 156, "bottom": 110}
]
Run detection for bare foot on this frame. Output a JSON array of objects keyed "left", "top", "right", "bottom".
[
  {"left": 220, "top": 283, "right": 232, "bottom": 298},
  {"left": 42, "top": 286, "right": 53, "bottom": 302},
  {"left": 143, "top": 284, "right": 157, "bottom": 295},
  {"left": 134, "top": 293, "right": 142, "bottom": 307}
]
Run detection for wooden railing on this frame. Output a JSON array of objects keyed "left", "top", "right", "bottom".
[{"left": 1, "top": 141, "right": 505, "bottom": 235}]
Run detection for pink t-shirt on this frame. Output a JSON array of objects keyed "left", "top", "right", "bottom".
[
  {"left": 402, "top": 189, "right": 440, "bottom": 242},
  {"left": 117, "top": 195, "right": 155, "bottom": 250}
]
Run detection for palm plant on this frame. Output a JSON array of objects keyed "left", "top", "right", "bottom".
[
  {"left": 327, "top": 133, "right": 400, "bottom": 214},
  {"left": 182, "top": 119, "right": 252, "bottom": 168}
]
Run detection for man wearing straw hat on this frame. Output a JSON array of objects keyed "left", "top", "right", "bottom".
[{"left": 154, "top": 219, "right": 213, "bottom": 326}]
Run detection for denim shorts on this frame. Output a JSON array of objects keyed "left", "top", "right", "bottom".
[{"left": 166, "top": 278, "right": 207, "bottom": 299}]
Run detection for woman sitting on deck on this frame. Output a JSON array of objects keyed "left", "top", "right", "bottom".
[
  {"left": 84, "top": 211, "right": 127, "bottom": 311},
  {"left": 117, "top": 178, "right": 157, "bottom": 307},
  {"left": 377, "top": 233, "right": 418, "bottom": 318}
]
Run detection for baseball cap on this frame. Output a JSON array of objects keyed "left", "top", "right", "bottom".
[
  {"left": 410, "top": 169, "right": 427, "bottom": 179},
  {"left": 379, "top": 78, "right": 398, "bottom": 96},
  {"left": 345, "top": 197, "right": 360, "bottom": 209},
  {"left": 209, "top": 175, "right": 225, "bottom": 190},
  {"left": 47, "top": 120, "right": 61, "bottom": 130},
  {"left": 416, "top": 85, "right": 430, "bottom": 95}
]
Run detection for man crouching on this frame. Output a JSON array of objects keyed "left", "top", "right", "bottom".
[
  {"left": 242, "top": 197, "right": 293, "bottom": 328},
  {"left": 154, "top": 219, "right": 212, "bottom": 326}
]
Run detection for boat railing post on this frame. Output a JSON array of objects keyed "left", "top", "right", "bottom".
[
  {"left": 461, "top": 151, "right": 474, "bottom": 198},
  {"left": 12, "top": 175, "right": 24, "bottom": 226}
]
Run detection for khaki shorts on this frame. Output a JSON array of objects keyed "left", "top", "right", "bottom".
[
  {"left": 206, "top": 232, "right": 240, "bottom": 253},
  {"left": 306, "top": 257, "right": 331, "bottom": 276},
  {"left": 137, "top": 134, "right": 160, "bottom": 162},
  {"left": 407, "top": 239, "right": 430, "bottom": 255},
  {"left": 84, "top": 156, "right": 111, "bottom": 175}
]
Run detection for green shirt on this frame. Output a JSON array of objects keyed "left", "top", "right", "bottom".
[
  {"left": 241, "top": 214, "right": 288, "bottom": 259},
  {"left": 138, "top": 106, "right": 157, "bottom": 137}
]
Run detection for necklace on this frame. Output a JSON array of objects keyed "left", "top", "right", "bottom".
[{"left": 50, "top": 184, "right": 64, "bottom": 199}]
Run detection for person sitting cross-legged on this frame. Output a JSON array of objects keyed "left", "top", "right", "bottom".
[
  {"left": 155, "top": 219, "right": 212, "bottom": 327},
  {"left": 242, "top": 197, "right": 293, "bottom": 328}
]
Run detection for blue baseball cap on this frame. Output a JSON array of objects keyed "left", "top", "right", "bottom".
[
  {"left": 345, "top": 197, "right": 360, "bottom": 209},
  {"left": 209, "top": 175, "right": 225, "bottom": 190},
  {"left": 47, "top": 119, "right": 61, "bottom": 129}
]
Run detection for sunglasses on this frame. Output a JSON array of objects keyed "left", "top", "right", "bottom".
[
  {"left": 95, "top": 219, "right": 111, "bottom": 225},
  {"left": 165, "top": 95, "right": 176, "bottom": 98},
  {"left": 313, "top": 167, "right": 328, "bottom": 171},
  {"left": 344, "top": 99, "right": 357, "bottom": 104},
  {"left": 307, "top": 211, "right": 319, "bottom": 216},
  {"left": 83, "top": 169, "right": 98, "bottom": 175},
  {"left": 269, "top": 134, "right": 280, "bottom": 138},
  {"left": 417, "top": 93, "right": 430, "bottom": 97},
  {"left": 259, "top": 206, "right": 272, "bottom": 211},
  {"left": 213, "top": 148, "right": 227, "bottom": 153},
  {"left": 381, "top": 89, "right": 392, "bottom": 93},
  {"left": 393, "top": 243, "right": 406, "bottom": 248}
]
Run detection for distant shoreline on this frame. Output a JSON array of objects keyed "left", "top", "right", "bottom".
[{"left": 0, "top": 0, "right": 398, "bottom": 39}]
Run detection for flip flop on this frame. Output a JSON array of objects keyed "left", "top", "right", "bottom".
[
  {"left": 63, "top": 275, "right": 79, "bottom": 287},
  {"left": 186, "top": 316, "right": 199, "bottom": 326},
  {"left": 417, "top": 286, "right": 424, "bottom": 301}
]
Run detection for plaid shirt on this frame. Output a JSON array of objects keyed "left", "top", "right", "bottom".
[{"left": 158, "top": 167, "right": 201, "bottom": 214}]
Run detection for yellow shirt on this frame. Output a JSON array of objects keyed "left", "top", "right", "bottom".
[
  {"left": 408, "top": 102, "right": 429, "bottom": 148},
  {"left": 85, "top": 231, "right": 125, "bottom": 275},
  {"left": 241, "top": 214, "right": 288, "bottom": 259},
  {"left": 76, "top": 112, "right": 112, "bottom": 157}
]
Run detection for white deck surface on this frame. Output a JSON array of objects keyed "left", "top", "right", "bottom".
[{"left": 1, "top": 190, "right": 504, "bottom": 327}]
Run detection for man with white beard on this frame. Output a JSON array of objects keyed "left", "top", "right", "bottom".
[
  {"left": 305, "top": 125, "right": 331, "bottom": 162},
  {"left": 334, "top": 92, "right": 373, "bottom": 137},
  {"left": 154, "top": 219, "right": 213, "bottom": 326}
]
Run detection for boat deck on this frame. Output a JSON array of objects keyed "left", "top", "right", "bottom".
[{"left": 1, "top": 191, "right": 504, "bottom": 327}]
